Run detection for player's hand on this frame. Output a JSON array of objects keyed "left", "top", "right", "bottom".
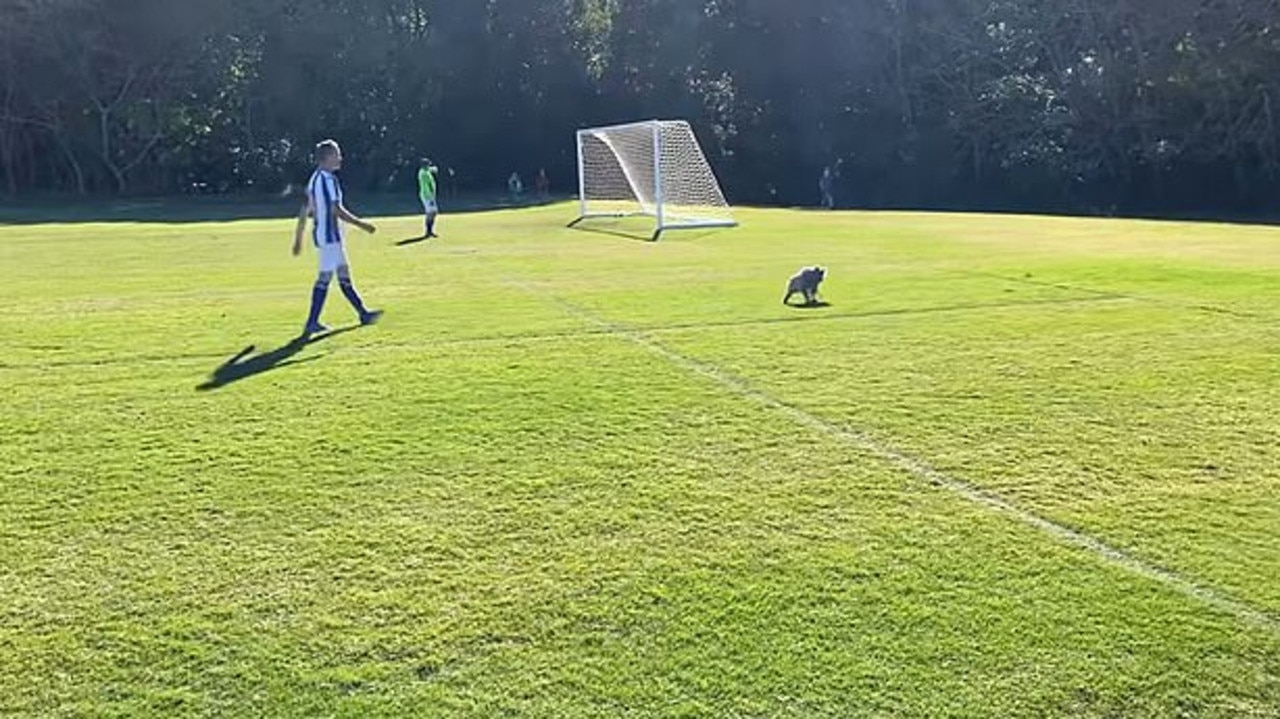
[
  {"left": 291, "top": 239, "right": 303, "bottom": 256},
  {"left": 362, "top": 221, "right": 377, "bottom": 235}
]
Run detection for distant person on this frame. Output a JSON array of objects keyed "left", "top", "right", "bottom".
[
  {"left": 819, "top": 166, "right": 835, "bottom": 209},
  {"left": 418, "top": 158, "right": 440, "bottom": 238},
  {"left": 535, "top": 168, "right": 550, "bottom": 199},
  {"left": 292, "top": 139, "right": 382, "bottom": 337},
  {"left": 508, "top": 171, "right": 524, "bottom": 200}
]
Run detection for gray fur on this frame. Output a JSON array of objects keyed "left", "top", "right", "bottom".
[{"left": 783, "top": 266, "right": 826, "bottom": 306}]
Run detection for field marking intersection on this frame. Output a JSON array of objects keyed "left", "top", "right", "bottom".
[{"left": 509, "top": 278, "right": 1280, "bottom": 637}]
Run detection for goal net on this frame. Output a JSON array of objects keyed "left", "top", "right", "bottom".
[{"left": 572, "top": 119, "right": 735, "bottom": 240}]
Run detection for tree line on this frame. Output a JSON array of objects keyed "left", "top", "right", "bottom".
[{"left": 2, "top": 0, "right": 1279, "bottom": 215}]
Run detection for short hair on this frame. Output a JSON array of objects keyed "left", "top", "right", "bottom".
[{"left": 315, "top": 139, "right": 341, "bottom": 163}]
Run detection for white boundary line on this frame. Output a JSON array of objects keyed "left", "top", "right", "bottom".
[{"left": 520, "top": 285, "right": 1280, "bottom": 635}]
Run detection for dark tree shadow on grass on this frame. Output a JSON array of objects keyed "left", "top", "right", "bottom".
[
  {"left": 197, "top": 327, "right": 354, "bottom": 391},
  {"left": 0, "top": 194, "right": 572, "bottom": 226}
]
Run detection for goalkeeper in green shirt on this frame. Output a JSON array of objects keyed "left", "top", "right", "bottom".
[{"left": 418, "top": 158, "right": 440, "bottom": 238}]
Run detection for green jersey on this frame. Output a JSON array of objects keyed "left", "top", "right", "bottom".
[{"left": 418, "top": 167, "right": 437, "bottom": 200}]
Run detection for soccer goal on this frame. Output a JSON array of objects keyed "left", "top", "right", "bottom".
[{"left": 571, "top": 119, "right": 736, "bottom": 241}]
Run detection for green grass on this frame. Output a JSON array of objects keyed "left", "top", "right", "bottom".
[{"left": 3, "top": 204, "right": 1280, "bottom": 717}]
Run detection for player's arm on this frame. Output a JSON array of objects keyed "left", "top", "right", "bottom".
[
  {"left": 336, "top": 204, "right": 376, "bottom": 234},
  {"left": 291, "top": 198, "right": 313, "bottom": 256}
]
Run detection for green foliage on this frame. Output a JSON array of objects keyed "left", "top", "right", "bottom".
[
  {"left": 0, "top": 0, "right": 1279, "bottom": 206},
  {"left": 571, "top": 0, "right": 618, "bottom": 80}
]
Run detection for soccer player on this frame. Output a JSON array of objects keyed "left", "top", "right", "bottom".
[
  {"left": 418, "top": 158, "right": 440, "bottom": 238},
  {"left": 292, "top": 139, "right": 382, "bottom": 337}
]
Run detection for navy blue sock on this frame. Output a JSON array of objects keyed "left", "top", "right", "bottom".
[
  {"left": 427, "top": 216, "right": 436, "bottom": 235},
  {"left": 339, "top": 280, "right": 368, "bottom": 316},
  {"left": 305, "top": 282, "right": 328, "bottom": 328}
]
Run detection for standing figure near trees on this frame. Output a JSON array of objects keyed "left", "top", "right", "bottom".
[
  {"left": 819, "top": 165, "right": 836, "bottom": 210},
  {"left": 535, "top": 168, "right": 550, "bottom": 199},
  {"left": 418, "top": 158, "right": 440, "bottom": 239}
]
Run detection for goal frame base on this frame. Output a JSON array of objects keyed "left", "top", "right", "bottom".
[{"left": 568, "top": 213, "right": 737, "bottom": 241}]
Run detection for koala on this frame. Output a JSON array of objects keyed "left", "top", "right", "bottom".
[{"left": 783, "top": 266, "right": 827, "bottom": 306}]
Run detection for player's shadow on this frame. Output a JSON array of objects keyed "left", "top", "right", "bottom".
[
  {"left": 787, "top": 301, "right": 833, "bottom": 310},
  {"left": 196, "top": 328, "right": 354, "bottom": 391},
  {"left": 396, "top": 235, "right": 430, "bottom": 247}
]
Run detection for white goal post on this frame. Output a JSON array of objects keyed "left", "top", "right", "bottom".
[{"left": 571, "top": 119, "right": 736, "bottom": 240}]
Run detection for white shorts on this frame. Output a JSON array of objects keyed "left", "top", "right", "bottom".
[
  {"left": 421, "top": 198, "right": 439, "bottom": 214},
  {"left": 317, "top": 241, "right": 349, "bottom": 273}
]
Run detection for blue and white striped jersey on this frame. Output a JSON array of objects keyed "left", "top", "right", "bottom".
[{"left": 307, "top": 169, "right": 344, "bottom": 246}]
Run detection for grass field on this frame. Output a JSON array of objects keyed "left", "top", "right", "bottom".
[{"left": 3, "top": 203, "right": 1280, "bottom": 717}]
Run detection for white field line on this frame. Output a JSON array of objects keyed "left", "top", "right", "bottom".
[{"left": 517, "top": 283, "right": 1280, "bottom": 635}]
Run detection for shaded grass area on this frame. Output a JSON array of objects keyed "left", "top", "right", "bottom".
[{"left": 0, "top": 193, "right": 564, "bottom": 226}]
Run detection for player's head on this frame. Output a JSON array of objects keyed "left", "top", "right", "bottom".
[
  {"left": 315, "top": 140, "right": 342, "bottom": 171},
  {"left": 420, "top": 157, "right": 436, "bottom": 172}
]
